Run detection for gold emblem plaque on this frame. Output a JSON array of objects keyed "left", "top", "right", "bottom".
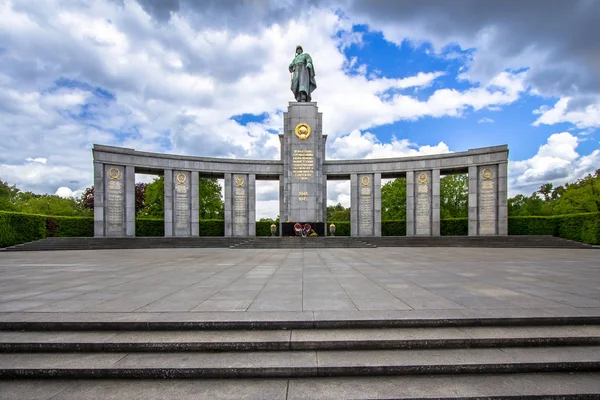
[
  {"left": 176, "top": 173, "right": 187, "bottom": 185},
  {"left": 417, "top": 172, "right": 428, "bottom": 184},
  {"left": 109, "top": 167, "right": 121, "bottom": 180},
  {"left": 361, "top": 176, "right": 371, "bottom": 186},
  {"left": 482, "top": 168, "right": 493, "bottom": 180},
  {"left": 235, "top": 176, "right": 245, "bottom": 187},
  {"left": 294, "top": 123, "right": 311, "bottom": 140}
]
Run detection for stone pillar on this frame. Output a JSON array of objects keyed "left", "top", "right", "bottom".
[
  {"left": 231, "top": 173, "right": 251, "bottom": 236},
  {"left": 168, "top": 170, "right": 192, "bottom": 237},
  {"left": 498, "top": 163, "right": 508, "bottom": 235},
  {"left": 99, "top": 164, "right": 134, "bottom": 237},
  {"left": 478, "top": 165, "right": 499, "bottom": 235},
  {"left": 468, "top": 166, "right": 478, "bottom": 236},
  {"left": 414, "top": 170, "right": 433, "bottom": 236},
  {"left": 353, "top": 173, "right": 376, "bottom": 236},
  {"left": 350, "top": 173, "right": 358, "bottom": 236},
  {"left": 281, "top": 102, "right": 326, "bottom": 224},
  {"left": 248, "top": 174, "right": 256, "bottom": 237},
  {"left": 374, "top": 173, "right": 382, "bottom": 237},
  {"left": 125, "top": 166, "right": 135, "bottom": 237},
  {"left": 279, "top": 174, "right": 285, "bottom": 236},
  {"left": 406, "top": 171, "right": 415, "bottom": 236},
  {"left": 191, "top": 172, "right": 199, "bottom": 237},
  {"left": 432, "top": 169, "right": 441, "bottom": 237},
  {"left": 93, "top": 162, "right": 104, "bottom": 237},
  {"left": 164, "top": 169, "right": 173, "bottom": 237},
  {"left": 224, "top": 173, "right": 232, "bottom": 236}
]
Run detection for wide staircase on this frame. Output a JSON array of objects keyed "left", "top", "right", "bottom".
[
  {"left": 0, "top": 315, "right": 599, "bottom": 398},
  {"left": 2, "top": 235, "right": 595, "bottom": 251}
]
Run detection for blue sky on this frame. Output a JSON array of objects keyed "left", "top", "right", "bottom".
[{"left": 0, "top": 0, "right": 598, "bottom": 217}]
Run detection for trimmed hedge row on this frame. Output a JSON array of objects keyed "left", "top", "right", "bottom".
[
  {"left": 0, "top": 211, "right": 46, "bottom": 248},
  {"left": 2, "top": 211, "right": 599, "bottom": 246}
]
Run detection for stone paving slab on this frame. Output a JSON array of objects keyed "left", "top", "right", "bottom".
[{"left": 0, "top": 247, "right": 598, "bottom": 316}]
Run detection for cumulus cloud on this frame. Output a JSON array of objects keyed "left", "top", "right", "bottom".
[
  {"left": 533, "top": 97, "right": 600, "bottom": 129},
  {"left": 509, "top": 132, "right": 600, "bottom": 196}
]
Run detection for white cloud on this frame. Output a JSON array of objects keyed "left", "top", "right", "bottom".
[
  {"left": 25, "top": 157, "right": 47, "bottom": 164},
  {"left": 55, "top": 186, "right": 77, "bottom": 198},
  {"left": 509, "top": 132, "right": 600, "bottom": 196},
  {"left": 329, "top": 130, "right": 450, "bottom": 159},
  {"left": 478, "top": 117, "right": 494, "bottom": 124},
  {"left": 533, "top": 97, "right": 600, "bottom": 129}
]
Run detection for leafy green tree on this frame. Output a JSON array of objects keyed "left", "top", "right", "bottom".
[
  {"left": 139, "top": 176, "right": 224, "bottom": 219},
  {"left": 0, "top": 179, "right": 19, "bottom": 211},
  {"left": 440, "top": 174, "right": 468, "bottom": 218},
  {"left": 381, "top": 178, "right": 406, "bottom": 220},
  {"left": 199, "top": 178, "right": 224, "bottom": 219},
  {"left": 553, "top": 170, "right": 600, "bottom": 214},
  {"left": 16, "top": 192, "right": 90, "bottom": 216},
  {"left": 327, "top": 203, "right": 350, "bottom": 221}
]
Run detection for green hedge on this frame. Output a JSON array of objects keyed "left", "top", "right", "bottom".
[
  {"left": 46, "top": 216, "right": 94, "bottom": 237},
  {"left": 441, "top": 218, "right": 468, "bottom": 236},
  {"left": 136, "top": 219, "right": 164, "bottom": 237},
  {"left": 382, "top": 220, "right": 406, "bottom": 236},
  {"left": 199, "top": 219, "right": 225, "bottom": 236},
  {"left": 0, "top": 211, "right": 46, "bottom": 247},
  {"left": 2, "top": 212, "right": 599, "bottom": 246},
  {"left": 256, "top": 221, "right": 279, "bottom": 236},
  {"left": 507, "top": 213, "right": 600, "bottom": 244},
  {"left": 328, "top": 221, "right": 350, "bottom": 236}
]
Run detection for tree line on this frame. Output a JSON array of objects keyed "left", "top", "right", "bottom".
[{"left": 2, "top": 169, "right": 599, "bottom": 219}]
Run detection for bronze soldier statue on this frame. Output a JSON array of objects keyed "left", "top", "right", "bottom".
[{"left": 289, "top": 45, "right": 317, "bottom": 102}]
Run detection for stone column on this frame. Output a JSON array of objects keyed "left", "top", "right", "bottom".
[
  {"left": 164, "top": 169, "right": 173, "bottom": 237},
  {"left": 125, "top": 166, "right": 135, "bottom": 237},
  {"left": 414, "top": 170, "right": 433, "bottom": 236},
  {"left": 354, "top": 173, "right": 376, "bottom": 236},
  {"left": 104, "top": 164, "right": 124, "bottom": 237},
  {"left": 224, "top": 173, "right": 232, "bottom": 236},
  {"left": 498, "top": 163, "right": 508, "bottom": 235},
  {"left": 100, "top": 164, "right": 133, "bottom": 237},
  {"left": 191, "top": 172, "right": 199, "bottom": 237},
  {"left": 350, "top": 173, "right": 358, "bottom": 236},
  {"left": 279, "top": 174, "right": 285, "bottom": 236},
  {"left": 172, "top": 170, "right": 192, "bottom": 237},
  {"left": 432, "top": 169, "right": 441, "bottom": 237},
  {"left": 374, "top": 173, "right": 382, "bottom": 236},
  {"left": 281, "top": 102, "right": 326, "bottom": 225},
  {"left": 478, "top": 165, "right": 499, "bottom": 235},
  {"left": 248, "top": 174, "right": 256, "bottom": 237},
  {"left": 93, "top": 162, "right": 104, "bottom": 237},
  {"left": 406, "top": 171, "right": 415, "bottom": 236},
  {"left": 232, "top": 173, "right": 250, "bottom": 236},
  {"left": 468, "top": 166, "right": 478, "bottom": 236}
]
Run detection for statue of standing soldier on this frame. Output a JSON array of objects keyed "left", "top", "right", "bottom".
[{"left": 289, "top": 45, "right": 317, "bottom": 102}]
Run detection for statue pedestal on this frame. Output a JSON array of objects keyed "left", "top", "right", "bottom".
[{"left": 279, "top": 102, "right": 326, "bottom": 232}]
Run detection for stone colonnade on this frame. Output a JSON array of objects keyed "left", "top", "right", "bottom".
[{"left": 93, "top": 102, "right": 508, "bottom": 238}]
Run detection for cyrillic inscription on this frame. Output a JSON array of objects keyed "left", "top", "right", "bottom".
[{"left": 292, "top": 149, "right": 314, "bottom": 180}]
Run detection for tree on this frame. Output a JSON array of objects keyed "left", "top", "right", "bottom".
[
  {"left": 553, "top": 170, "right": 600, "bottom": 214},
  {"left": 327, "top": 203, "right": 350, "bottom": 221},
  {"left": 440, "top": 174, "right": 468, "bottom": 218},
  {"left": 138, "top": 176, "right": 224, "bottom": 219},
  {"left": 80, "top": 183, "right": 148, "bottom": 215},
  {"left": 381, "top": 178, "right": 406, "bottom": 220},
  {"left": 16, "top": 192, "right": 90, "bottom": 216},
  {"left": 198, "top": 178, "right": 224, "bottom": 219},
  {"left": 0, "top": 179, "right": 19, "bottom": 211}
]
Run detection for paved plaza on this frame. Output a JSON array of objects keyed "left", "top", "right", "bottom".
[{"left": 0, "top": 247, "right": 599, "bottom": 317}]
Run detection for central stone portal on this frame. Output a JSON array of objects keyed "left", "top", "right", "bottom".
[{"left": 279, "top": 102, "right": 326, "bottom": 234}]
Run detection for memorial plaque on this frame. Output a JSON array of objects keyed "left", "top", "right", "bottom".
[
  {"left": 415, "top": 171, "right": 431, "bottom": 235},
  {"left": 479, "top": 167, "right": 497, "bottom": 235},
  {"left": 106, "top": 166, "right": 124, "bottom": 235},
  {"left": 174, "top": 171, "right": 190, "bottom": 236},
  {"left": 233, "top": 175, "right": 247, "bottom": 236},
  {"left": 358, "top": 174, "right": 373, "bottom": 235}
]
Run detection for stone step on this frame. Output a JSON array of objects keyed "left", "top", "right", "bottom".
[
  {"left": 3, "top": 315, "right": 600, "bottom": 332},
  {"left": 1, "top": 345, "right": 599, "bottom": 379},
  {"left": 1, "top": 326, "right": 599, "bottom": 353},
  {"left": 1, "top": 373, "right": 599, "bottom": 399}
]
